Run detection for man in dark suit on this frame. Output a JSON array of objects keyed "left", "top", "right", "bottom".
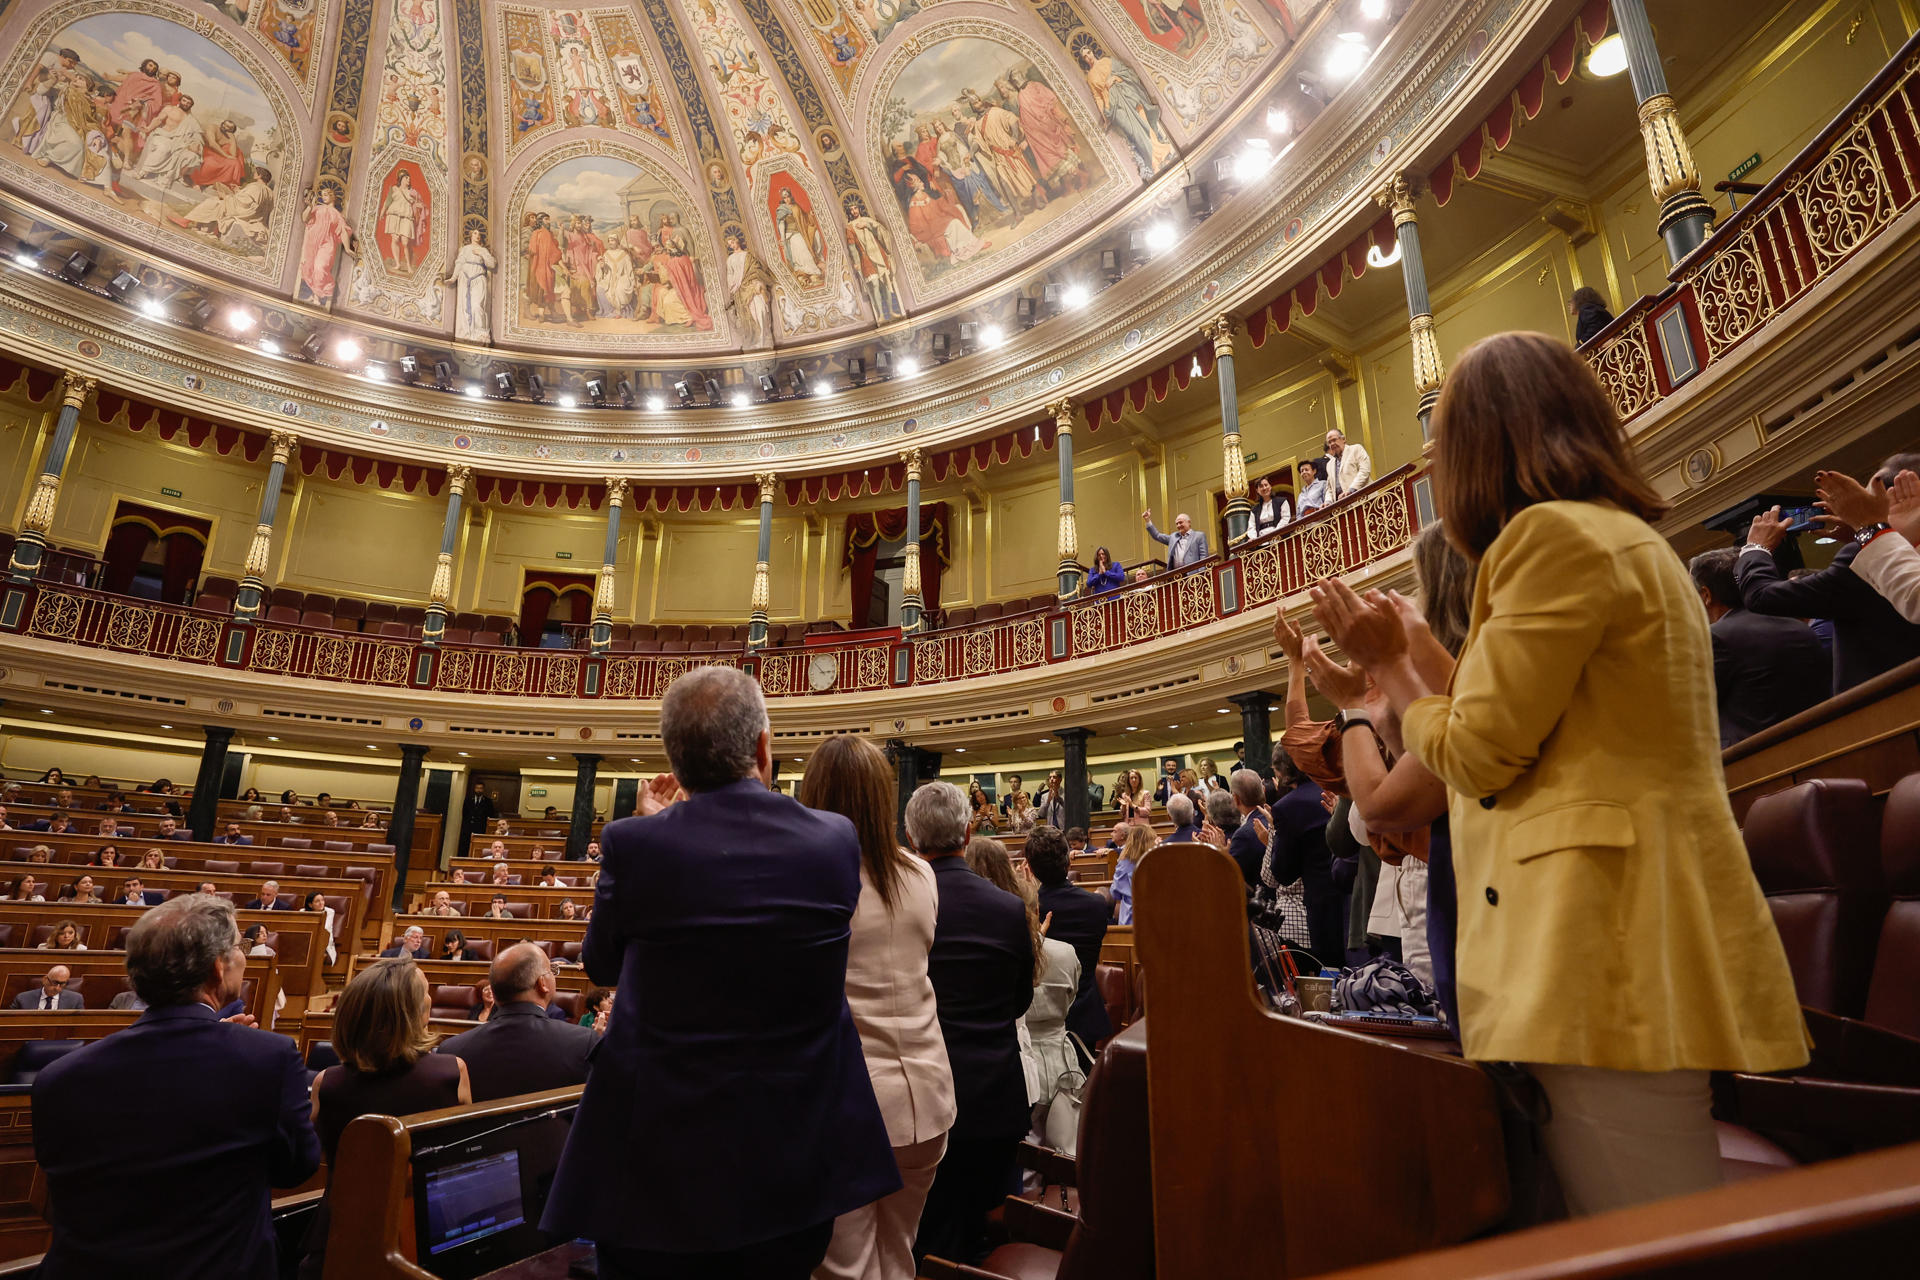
[
  {"left": 378, "top": 925, "right": 426, "bottom": 958},
  {"left": 242, "top": 879, "right": 287, "bottom": 911},
  {"left": 216, "top": 822, "right": 253, "bottom": 846},
  {"left": 31, "top": 894, "right": 319, "bottom": 1277},
  {"left": 1226, "top": 770, "right": 1271, "bottom": 890},
  {"left": 154, "top": 817, "right": 191, "bottom": 841},
  {"left": 543, "top": 668, "right": 897, "bottom": 1279},
  {"left": 1026, "top": 825, "right": 1113, "bottom": 1054},
  {"left": 118, "top": 878, "right": 155, "bottom": 907},
  {"left": 1737, "top": 457, "right": 1920, "bottom": 694},
  {"left": 1690, "top": 548, "right": 1830, "bottom": 745},
  {"left": 437, "top": 942, "right": 597, "bottom": 1100},
  {"left": 1163, "top": 793, "right": 1201, "bottom": 844},
  {"left": 14, "top": 965, "right": 82, "bottom": 1010},
  {"left": 458, "top": 778, "right": 497, "bottom": 863},
  {"left": 1151, "top": 756, "right": 1181, "bottom": 804},
  {"left": 907, "top": 782, "right": 1034, "bottom": 1266}
]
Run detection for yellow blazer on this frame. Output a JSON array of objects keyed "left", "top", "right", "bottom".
[{"left": 1402, "top": 501, "right": 1808, "bottom": 1072}]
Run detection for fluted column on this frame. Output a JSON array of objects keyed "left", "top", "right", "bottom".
[
  {"left": 566, "top": 753, "right": 600, "bottom": 861},
  {"left": 1204, "top": 316, "right": 1250, "bottom": 542},
  {"left": 8, "top": 371, "right": 96, "bottom": 582},
  {"left": 422, "top": 464, "right": 472, "bottom": 645},
  {"left": 748, "top": 471, "right": 776, "bottom": 649},
  {"left": 1050, "top": 397, "right": 1081, "bottom": 599},
  {"left": 387, "top": 743, "right": 428, "bottom": 912},
  {"left": 900, "top": 449, "right": 924, "bottom": 633},
  {"left": 1376, "top": 173, "right": 1446, "bottom": 438},
  {"left": 1612, "top": 0, "right": 1714, "bottom": 263},
  {"left": 590, "top": 477, "right": 627, "bottom": 655},
  {"left": 232, "top": 431, "right": 298, "bottom": 623}
]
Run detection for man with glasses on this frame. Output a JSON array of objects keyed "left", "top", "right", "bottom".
[{"left": 15, "top": 965, "right": 80, "bottom": 1010}]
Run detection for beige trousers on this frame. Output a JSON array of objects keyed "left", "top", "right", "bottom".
[
  {"left": 814, "top": 1130, "right": 949, "bottom": 1280},
  {"left": 1526, "top": 1064, "right": 1722, "bottom": 1217}
]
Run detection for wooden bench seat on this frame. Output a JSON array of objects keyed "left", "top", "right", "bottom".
[{"left": 0, "top": 904, "right": 329, "bottom": 998}]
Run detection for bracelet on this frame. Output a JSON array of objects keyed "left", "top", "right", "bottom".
[{"left": 1855, "top": 522, "right": 1893, "bottom": 546}]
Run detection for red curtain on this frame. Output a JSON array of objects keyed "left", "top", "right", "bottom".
[
  {"left": 520, "top": 588, "right": 555, "bottom": 641},
  {"left": 101, "top": 521, "right": 154, "bottom": 596},
  {"left": 161, "top": 532, "right": 205, "bottom": 603},
  {"left": 842, "top": 502, "right": 951, "bottom": 626},
  {"left": 521, "top": 572, "right": 597, "bottom": 639}
]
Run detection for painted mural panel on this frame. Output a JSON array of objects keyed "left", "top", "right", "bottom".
[
  {"left": 1095, "top": 0, "right": 1271, "bottom": 131},
  {"left": 246, "top": 0, "right": 328, "bottom": 106},
  {"left": 750, "top": 153, "right": 864, "bottom": 334},
  {"left": 0, "top": 1, "right": 298, "bottom": 285},
  {"left": 503, "top": 143, "right": 729, "bottom": 350},
  {"left": 868, "top": 24, "right": 1122, "bottom": 301},
  {"left": 683, "top": 0, "right": 809, "bottom": 183},
  {"left": 502, "top": 5, "right": 559, "bottom": 154},
  {"left": 496, "top": 6, "right": 679, "bottom": 166},
  {"left": 591, "top": 8, "right": 675, "bottom": 146}
]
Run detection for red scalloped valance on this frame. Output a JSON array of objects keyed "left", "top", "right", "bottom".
[{"left": 841, "top": 501, "right": 953, "bottom": 570}]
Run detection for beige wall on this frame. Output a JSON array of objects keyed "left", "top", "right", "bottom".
[{"left": 281, "top": 480, "right": 447, "bottom": 602}]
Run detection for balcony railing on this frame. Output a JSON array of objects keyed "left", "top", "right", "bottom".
[
  {"left": 3, "top": 468, "right": 1427, "bottom": 702},
  {"left": 1586, "top": 35, "right": 1920, "bottom": 425}
]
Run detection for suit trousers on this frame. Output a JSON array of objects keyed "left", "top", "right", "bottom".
[
  {"left": 815, "top": 1131, "right": 948, "bottom": 1280},
  {"left": 1525, "top": 1064, "right": 1720, "bottom": 1217},
  {"left": 595, "top": 1221, "right": 834, "bottom": 1280},
  {"left": 913, "top": 1133, "right": 1020, "bottom": 1266}
]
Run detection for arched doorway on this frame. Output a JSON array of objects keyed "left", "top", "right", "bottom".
[
  {"left": 520, "top": 572, "right": 596, "bottom": 648},
  {"left": 102, "top": 503, "right": 210, "bottom": 603}
]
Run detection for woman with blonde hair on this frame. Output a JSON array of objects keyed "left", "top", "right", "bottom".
[
  {"left": 802, "top": 736, "right": 953, "bottom": 1280},
  {"left": 38, "top": 919, "right": 86, "bottom": 951},
  {"left": 1115, "top": 768, "right": 1152, "bottom": 824},
  {"left": 301, "top": 960, "right": 467, "bottom": 1276},
  {"left": 1312, "top": 331, "right": 1806, "bottom": 1215},
  {"left": 137, "top": 849, "right": 165, "bottom": 871},
  {"left": 1108, "top": 823, "right": 1154, "bottom": 926},
  {"left": 965, "top": 778, "right": 998, "bottom": 835}
]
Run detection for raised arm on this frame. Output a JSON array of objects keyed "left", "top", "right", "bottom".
[{"left": 1273, "top": 607, "right": 1311, "bottom": 728}]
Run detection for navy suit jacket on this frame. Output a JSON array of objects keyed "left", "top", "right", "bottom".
[
  {"left": 1736, "top": 541, "right": 1920, "bottom": 693},
  {"left": 31, "top": 1003, "right": 319, "bottom": 1279},
  {"left": 542, "top": 780, "right": 898, "bottom": 1253},
  {"left": 218, "top": 835, "right": 254, "bottom": 845},
  {"left": 1709, "top": 606, "right": 1830, "bottom": 746},
  {"left": 1269, "top": 780, "right": 1330, "bottom": 887},
  {"left": 927, "top": 855, "right": 1036, "bottom": 1140},
  {"left": 242, "top": 898, "right": 288, "bottom": 911},
  {"left": 1228, "top": 817, "right": 1269, "bottom": 891},
  {"left": 436, "top": 999, "right": 596, "bottom": 1101},
  {"left": 1036, "top": 880, "right": 1113, "bottom": 1047}
]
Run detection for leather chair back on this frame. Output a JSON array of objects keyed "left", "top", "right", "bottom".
[
  {"left": 293, "top": 864, "right": 329, "bottom": 879},
  {"left": 248, "top": 861, "right": 285, "bottom": 876},
  {"left": 1866, "top": 773, "right": 1920, "bottom": 1037},
  {"left": 8, "top": 1040, "right": 83, "bottom": 1085},
  {"left": 1058, "top": 1021, "right": 1153, "bottom": 1280},
  {"left": 430, "top": 984, "right": 481, "bottom": 1020},
  {"left": 204, "top": 859, "right": 239, "bottom": 874},
  {"left": 1095, "top": 964, "right": 1130, "bottom": 1048},
  {"left": 1743, "top": 778, "right": 1887, "bottom": 1017},
  {"left": 464, "top": 939, "right": 497, "bottom": 961}
]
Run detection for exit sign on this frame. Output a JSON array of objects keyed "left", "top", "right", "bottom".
[
  {"left": 1243, "top": 452, "right": 1258, "bottom": 464},
  {"left": 555, "top": 550, "right": 573, "bottom": 559},
  {"left": 160, "top": 487, "right": 182, "bottom": 498},
  {"left": 1728, "top": 153, "right": 1762, "bottom": 181},
  {"left": 529, "top": 787, "right": 548, "bottom": 797}
]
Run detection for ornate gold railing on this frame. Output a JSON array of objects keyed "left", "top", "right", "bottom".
[{"left": 4, "top": 469, "right": 1426, "bottom": 701}]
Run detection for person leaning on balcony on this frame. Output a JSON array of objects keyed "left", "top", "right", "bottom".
[
  {"left": 1241, "top": 473, "right": 1292, "bottom": 543},
  {"left": 1310, "top": 331, "right": 1807, "bottom": 1218},
  {"left": 1569, "top": 286, "right": 1615, "bottom": 346},
  {"left": 1323, "top": 429, "right": 1372, "bottom": 502},
  {"left": 1296, "top": 459, "right": 1329, "bottom": 516},
  {"left": 1815, "top": 465, "right": 1920, "bottom": 628},
  {"left": 1084, "top": 546, "right": 1125, "bottom": 593},
  {"left": 1142, "top": 507, "right": 1210, "bottom": 568}
]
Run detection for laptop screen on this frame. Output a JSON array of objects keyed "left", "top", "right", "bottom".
[{"left": 421, "top": 1149, "right": 526, "bottom": 1257}]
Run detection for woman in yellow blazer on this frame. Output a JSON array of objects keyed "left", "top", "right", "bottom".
[{"left": 1313, "top": 332, "right": 1806, "bottom": 1217}]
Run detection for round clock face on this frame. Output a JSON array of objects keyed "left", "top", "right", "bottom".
[{"left": 808, "top": 653, "right": 838, "bottom": 691}]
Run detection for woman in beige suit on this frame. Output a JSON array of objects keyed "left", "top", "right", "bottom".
[
  {"left": 801, "top": 737, "right": 955, "bottom": 1280},
  {"left": 1313, "top": 332, "right": 1807, "bottom": 1216}
]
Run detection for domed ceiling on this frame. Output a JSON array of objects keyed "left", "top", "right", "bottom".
[{"left": 0, "top": 0, "right": 1324, "bottom": 357}]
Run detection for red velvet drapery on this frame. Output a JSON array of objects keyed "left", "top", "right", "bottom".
[
  {"left": 843, "top": 502, "right": 951, "bottom": 627},
  {"left": 520, "top": 572, "right": 596, "bottom": 640},
  {"left": 103, "top": 504, "right": 211, "bottom": 601}
]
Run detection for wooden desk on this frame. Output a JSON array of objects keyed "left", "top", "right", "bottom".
[
  {"left": 374, "top": 916, "right": 589, "bottom": 958},
  {"left": 0, "top": 904, "right": 329, "bottom": 998},
  {"left": 0, "top": 949, "right": 278, "bottom": 1024}
]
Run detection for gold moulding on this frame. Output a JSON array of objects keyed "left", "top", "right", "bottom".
[{"left": 1636, "top": 93, "right": 1705, "bottom": 204}]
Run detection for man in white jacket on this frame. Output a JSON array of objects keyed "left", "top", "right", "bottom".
[{"left": 1324, "top": 428, "right": 1372, "bottom": 501}]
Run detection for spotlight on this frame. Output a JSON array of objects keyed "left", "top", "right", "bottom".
[
  {"left": 1144, "top": 222, "right": 1177, "bottom": 253},
  {"left": 704, "top": 376, "right": 721, "bottom": 403},
  {"left": 958, "top": 321, "right": 978, "bottom": 352},
  {"left": 1361, "top": 0, "right": 1387, "bottom": 18},
  {"left": 107, "top": 269, "right": 139, "bottom": 299},
  {"left": 1184, "top": 183, "right": 1211, "bottom": 219},
  {"left": 979, "top": 324, "right": 1005, "bottom": 348},
  {"left": 931, "top": 333, "right": 952, "bottom": 362},
  {"left": 674, "top": 378, "right": 693, "bottom": 405},
  {"left": 584, "top": 377, "right": 606, "bottom": 405},
  {"left": 364, "top": 361, "right": 389, "bottom": 381},
  {"left": 813, "top": 379, "right": 834, "bottom": 398},
  {"left": 464, "top": 382, "right": 485, "bottom": 398},
  {"left": 557, "top": 392, "right": 576, "bottom": 409},
  {"left": 847, "top": 357, "right": 865, "bottom": 385},
  {"left": 139, "top": 295, "right": 167, "bottom": 319},
  {"left": 615, "top": 378, "right": 635, "bottom": 406},
  {"left": 1366, "top": 240, "right": 1402, "bottom": 269},
  {"left": 874, "top": 349, "right": 893, "bottom": 379},
  {"left": 788, "top": 368, "right": 807, "bottom": 396},
  {"left": 1128, "top": 230, "right": 1150, "bottom": 263},
  {"left": 527, "top": 374, "right": 545, "bottom": 403},
  {"left": 1100, "top": 248, "right": 1122, "bottom": 281},
  {"left": 258, "top": 337, "right": 281, "bottom": 355},
  {"left": 433, "top": 360, "right": 454, "bottom": 390},
  {"left": 730, "top": 390, "right": 750, "bottom": 409},
  {"left": 1327, "top": 32, "right": 1369, "bottom": 81},
  {"left": 190, "top": 299, "right": 216, "bottom": 326},
  {"left": 494, "top": 370, "right": 516, "bottom": 397},
  {"left": 61, "top": 251, "right": 92, "bottom": 279},
  {"left": 645, "top": 394, "right": 665, "bottom": 412},
  {"left": 1063, "top": 283, "right": 1091, "bottom": 309},
  {"left": 759, "top": 374, "right": 779, "bottom": 400},
  {"left": 1016, "top": 296, "right": 1037, "bottom": 328},
  {"left": 398, "top": 354, "right": 420, "bottom": 383},
  {"left": 1212, "top": 156, "right": 1240, "bottom": 186},
  {"left": 333, "top": 337, "right": 362, "bottom": 364},
  {"left": 1266, "top": 106, "right": 1292, "bottom": 135},
  {"left": 1585, "top": 32, "right": 1627, "bottom": 78},
  {"left": 226, "top": 306, "right": 256, "bottom": 332},
  {"left": 897, "top": 356, "right": 921, "bottom": 378},
  {"left": 301, "top": 330, "right": 325, "bottom": 359}
]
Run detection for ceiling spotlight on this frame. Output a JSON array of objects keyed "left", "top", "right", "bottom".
[
  {"left": 585, "top": 377, "right": 606, "bottom": 405},
  {"left": 1100, "top": 248, "right": 1122, "bottom": 281},
  {"left": 399, "top": 354, "right": 420, "bottom": 383},
  {"left": 258, "top": 337, "right": 281, "bottom": 355},
  {"left": 526, "top": 374, "right": 545, "bottom": 403},
  {"left": 813, "top": 379, "right": 834, "bottom": 398},
  {"left": 556, "top": 392, "right": 576, "bottom": 409},
  {"left": 1062, "top": 283, "right": 1090, "bottom": 309},
  {"left": 1015, "top": 296, "right": 1037, "bottom": 328},
  {"left": 646, "top": 394, "right": 665, "bottom": 412},
  {"left": 107, "top": 269, "right": 139, "bottom": 298},
  {"left": 139, "top": 295, "right": 167, "bottom": 319},
  {"left": 615, "top": 378, "right": 635, "bottom": 406},
  {"left": 788, "top": 368, "right": 808, "bottom": 396},
  {"left": 61, "top": 251, "right": 92, "bottom": 279},
  {"left": 464, "top": 382, "right": 484, "bottom": 398},
  {"left": 703, "top": 376, "right": 721, "bottom": 403},
  {"left": 301, "top": 330, "right": 326, "bottom": 360},
  {"left": 1266, "top": 106, "right": 1292, "bottom": 136},
  {"left": 333, "top": 337, "right": 362, "bottom": 364},
  {"left": 958, "top": 321, "right": 978, "bottom": 352},
  {"left": 494, "top": 370, "right": 516, "bottom": 397},
  {"left": 730, "top": 390, "right": 750, "bottom": 409},
  {"left": 673, "top": 378, "right": 693, "bottom": 405},
  {"left": 1361, "top": 0, "right": 1387, "bottom": 18},
  {"left": 846, "top": 357, "right": 865, "bottom": 385},
  {"left": 930, "top": 333, "right": 951, "bottom": 363},
  {"left": 1184, "top": 183, "right": 1212, "bottom": 219},
  {"left": 897, "top": 355, "right": 921, "bottom": 378},
  {"left": 1327, "top": 32, "right": 1369, "bottom": 80},
  {"left": 1144, "top": 222, "right": 1177, "bottom": 253},
  {"left": 433, "top": 360, "right": 454, "bottom": 389},
  {"left": 1366, "top": 240, "right": 1403, "bottom": 269},
  {"left": 759, "top": 373, "right": 779, "bottom": 400},
  {"left": 979, "top": 323, "right": 1005, "bottom": 348},
  {"left": 226, "top": 306, "right": 256, "bottom": 332},
  {"left": 363, "top": 361, "right": 388, "bottom": 381},
  {"left": 1585, "top": 32, "right": 1628, "bottom": 78},
  {"left": 190, "top": 299, "right": 216, "bottom": 326}
]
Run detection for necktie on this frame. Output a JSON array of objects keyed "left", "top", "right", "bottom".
[{"left": 42, "top": 994, "right": 52, "bottom": 1010}]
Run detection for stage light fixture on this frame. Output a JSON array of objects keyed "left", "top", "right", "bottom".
[
  {"left": 931, "top": 333, "right": 952, "bottom": 363},
  {"left": 979, "top": 324, "right": 1004, "bottom": 348},
  {"left": 433, "top": 360, "right": 455, "bottom": 390},
  {"left": 897, "top": 356, "right": 921, "bottom": 378},
  {"left": 1128, "top": 230, "right": 1150, "bottom": 263},
  {"left": 226, "top": 306, "right": 256, "bottom": 332},
  {"left": 398, "top": 354, "right": 420, "bottom": 382},
  {"left": 1327, "top": 32, "right": 1369, "bottom": 80},
  {"left": 585, "top": 377, "right": 606, "bottom": 405},
  {"left": 258, "top": 337, "right": 281, "bottom": 356},
  {"left": 61, "top": 252, "right": 92, "bottom": 279},
  {"left": 958, "top": 321, "right": 978, "bottom": 352},
  {"left": 300, "top": 331, "right": 326, "bottom": 360},
  {"left": 1015, "top": 296, "right": 1037, "bottom": 328},
  {"left": 107, "top": 269, "right": 139, "bottom": 299},
  {"left": 674, "top": 378, "right": 693, "bottom": 405},
  {"left": 703, "top": 376, "right": 721, "bottom": 404},
  {"left": 1144, "top": 222, "right": 1177, "bottom": 253},
  {"left": 493, "top": 370, "right": 516, "bottom": 397},
  {"left": 556, "top": 392, "right": 576, "bottom": 409},
  {"left": 615, "top": 379, "right": 635, "bottom": 406},
  {"left": 190, "top": 299, "right": 216, "bottom": 327},
  {"left": 847, "top": 357, "right": 865, "bottom": 385},
  {"left": 464, "top": 383, "right": 484, "bottom": 398},
  {"left": 813, "top": 379, "right": 834, "bottom": 398},
  {"left": 1266, "top": 106, "right": 1292, "bottom": 136},
  {"left": 334, "top": 337, "right": 362, "bottom": 364},
  {"left": 1100, "top": 248, "right": 1122, "bottom": 281},
  {"left": 730, "top": 390, "right": 750, "bottom": 409},
  {"left": 645, "top": 394, "right": 664, "bottom": 412},
  {"left": 1361, "top": 0, "right": 1387, "bottom": 18},
  {"left": 1585, "top": 32, "right": 1627, "bottom": 78},
  {"left": 364, "top": 361, "right": 388, "bottom": 381},
  {"left": 873, "top": 349, "right": 893, "bottom": 379},
  {"left": 1184, "top": 183, "right": 1211, "bottom": 219},
  {"left": 139, "top": 295, "right": 167, "bottom": 319},
  {"left": 1062, "top": 283, "right": 1091, "bottom": 309},
  {"left": 528, "top": 374, "right": 546, "bottom": 402},
  {"left": 788, "top": 368, "right": 807, "bottom": 396},
  {"left": 759, "top": 374, "right": 779, "bottom": 400}
]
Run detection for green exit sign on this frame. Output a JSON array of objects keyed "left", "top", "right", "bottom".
[
  {"left": 1243, "top": 453, "right": 1258, "bottom": 464},
  {"left": 160, "top": 487, "right": 182, "bottom": 498},
  {"left": 529, "top": 787, "right": 548, "bottom": 797},
  {"left": 555, "top": 551, "right": 573, "bottom": 560},
  {"left": 1728, "top": 153, "right": 1762, "bottom": 181}
]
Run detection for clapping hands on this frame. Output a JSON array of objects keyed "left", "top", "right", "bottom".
[{"left": 637, "top": 773, "right": 685, "bottom": 817}]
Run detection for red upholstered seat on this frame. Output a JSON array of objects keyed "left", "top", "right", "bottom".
[
  {"left": 396, "top": 605, "right": 427, "bottom": 626},
  {"left": 1743, "top": 779, "right": 1886, "bottom": 1017},
  {"left": 945, "top": 606, "right": 976, "bottom": 628},
  {"left": 266, "top": 605, "right": 301, "bottom": 625},
  {"left": 269, "top": 587, "right": 303, "bottom": 608},
  {"left": 278, "top": 837, "right": 312, "bottom": 849},
  {"left": 660, "top": 641, "right": 690, "bottom": 653},
  {"left": 430, "top": 984, "right": 481, "bottom": 1020},
  {"left": 442, "top": 628, "right": 473, "bottom": 645},
  {"left": 293, "top": 864, "right": 329, "bottom": 878},
  {"left": 302, "top": 593, "right": 337, "bottom": 613},
  {"left": 299, "top": 610, "right": 335, "bottom": 630},
  {"left": 377, "top": 620, "right": 410, "bottom": 638},
  {"left": 1865, "top": 773, "right": 1920, "bottom": 1038},
  {"left": 975, "top": 602, "right": 1004, "bottom": 622},
  {"left": 471, "top": 632, "right": 503, "bottom": 646},
  {"left": 463, "top": 939, "right": 496, "bottom": 961},
  {"left": 481, "top": 615, "right": 511, "bottom": 634},
  {"left": 453, "top": 612, "right": 484, "bottom": 630},
  {"left": 558, "top": 941, "right": 583, "bottom": 963},
  {"left": 200, "top": 575, "right": 241, "bottom": 597},
  {"left": 194, "top": 594, "right": 232, "bottom": 614},
  {"left": 682, "top": 624, "right": 710, "bottom": 643},
  {"left": 655, "top": 625, "right": 684, "bottom": 643},
  {"left": 365, "top": 601, "right": 397, "bottom": 624},
  {"left": 248, "top": 861, "right": 284, "bottom": 876},
  {"left": 322, "top": 840, "right": 352, "bottom": 852},
  {"left": 332, "top": 598, "right": 367, "bottom": 627},
  {"left": 204, "top": 859, "right": 239, "bottom": 874}
]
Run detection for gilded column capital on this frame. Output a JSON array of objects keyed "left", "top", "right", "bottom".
[
  {"left": 1374, "top": 172, "right": 1426, "bottom": 226},
  {"left": 59, "top": 371, "right": 98, "bottom": 411},
  {"left": 1199, "top": 314, "right": 1236, "bottom": 358},
  {"left": 1045, "top": 397, "right": 1076, "bottom": 433},
  {"left": 899, "top": 449, "right": 923, "bottom": 482},
  {"left": 445, "top": 464, "right": 473, "bottom": 496},
  {"left": 755, "top": 471, "right": 779, "bottom": 504},
  {"left": 1220, "top": 431, "right": 1249, "bottom": 503},
  {"left": 429, "top": 552, "right": 455, "bottom": 606},
  {"left": 1057, "top": 499, "right": 1079, "bottom": 563},
  {"left": 268, "top": 430, "right": 299, "bottom": 465},
  {"left": 605, "top": 477, "right": 630, "bottom": 507},
  {"left": 1636, "top": 92, "right": 1707, "bottom": 206},
  {"left": 1409, "top": 313, "right": 1446, "bottom": 395}
]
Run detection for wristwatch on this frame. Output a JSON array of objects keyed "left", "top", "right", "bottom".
[
  {"left": 1854, "top": 522, "right": 1892, "bottom": 545},
  {"left": 1336, "top": 708, "right": 1373, "bottom": 734}
]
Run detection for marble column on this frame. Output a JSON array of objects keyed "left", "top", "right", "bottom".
[
  {"left": 567, "top": 753, "right": 600, "bottom": 861},
  {"left": 1228, "top": 692, "right": 1274, "bottom": 790},
  {"left": 386, "top": 743, "right": 428, "bottom": 912},
  {"left": 1204, "top": 316, "right": 1250, "bottom": 541},
  {"left": 748, "top": 472, "right": 776, "bottom": 649},
  {"left": 590, "top": 478, "right": 628, "bottom": 655},
  {"left": 1050, "top": 398, "right": 1081, "bottom": 599},
  {"left": 7, "top": 371, "right": 97, "bottom": 583},
  {"left": 422, "top": 464, "right": 472, "bottom": 645},
  {"left": 185, "top": 726, "right": 234, "bottom": 842},
  {"left": 1376, "top": 173, "right": 1446, "bottom": 438},
  {"left": 232, "top": 431, "right": 298, "bottom": 623},
  {"left": 1612, "top": 0, "right": 1715, "bottom": 263},
  {"left": 1060, "top": 727, "right": 1093, "bottom": 835},
  {"left": 900, "top": 450, "right": 924, "bottom": 633}
]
